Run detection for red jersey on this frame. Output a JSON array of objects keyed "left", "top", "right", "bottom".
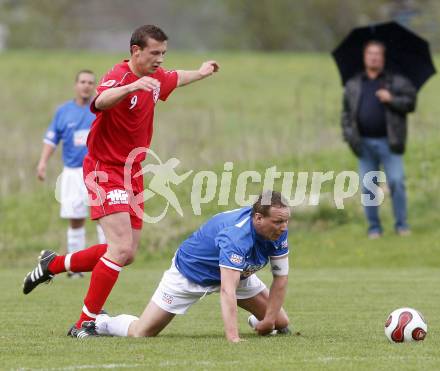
[{"left": 88, "top": 60, "right": 178, "bottom": 164}]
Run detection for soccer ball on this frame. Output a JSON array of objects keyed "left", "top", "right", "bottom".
[{"left": 384, "top": 307, "right": 427, "bottom": 343}]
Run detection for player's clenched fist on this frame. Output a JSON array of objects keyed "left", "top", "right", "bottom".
[
  {"left": 198, "top": 61, "right": 220, "bottom": 77},
  {"left": 128, "top": 76, "right": 161, "bottom": 93}
]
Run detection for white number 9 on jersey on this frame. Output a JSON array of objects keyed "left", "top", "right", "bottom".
[{"left": 129, "top": 95, "right": 138, "bottom": 110}]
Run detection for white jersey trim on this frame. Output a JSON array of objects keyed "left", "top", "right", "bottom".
[
  {"left": 219, "top": 264, "right": 243, "bottom": 272},
  {"left": 114, "top": 71, "right": 132, "bottom": 88},
  {"left": 235, "top": 216, "right": 250, "bottom": 228},
  {"left": 43, "top": 138, "right": 57, "bottom": 147}
]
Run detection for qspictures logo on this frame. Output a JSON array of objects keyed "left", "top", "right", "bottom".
[{"left": 54, "top": 147, "right": 386, "bottom": 223}]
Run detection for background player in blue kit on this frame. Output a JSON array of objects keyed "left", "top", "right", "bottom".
[
  {"left": 95, "top": 191, "right": 291, "bottom": 342},
  {"left": 36, "top": 70, "right": 106, "bottom": 277}
]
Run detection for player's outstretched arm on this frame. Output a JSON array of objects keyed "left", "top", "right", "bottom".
[
  {"left": 255, "top": 257, "right": 289, "bottom": 335},
  {"left": 176, "top": 60, "right": 219, "bottom": 87},
  {"left": 94, "top": 77, "right": 161, "bottom": 111},
  {"left": 37, "top": 143, "right": 56, "bottom": 181},
  {"left": 220, "top": 267, "right": 241, "bottom": 343}
]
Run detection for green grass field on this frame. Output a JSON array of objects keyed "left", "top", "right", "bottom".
[
  {"left": 3, "top": 267, "right": 440, "bottom": 370},
  {"left": 1, "top": 51, "right": 440, "bottom": 370}
]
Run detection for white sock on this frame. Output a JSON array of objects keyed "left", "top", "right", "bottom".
[
  {"left": 67, "top": 227, "right": 86, "bottom": 254},
  {"left": 95, "top": 314, "right": 111, "bottom": 335},
  {"left": 96, "top": 314, "right": 138, "bottom": 337},
  {"left": 248, "top": 315, "right": 259, "bottom": 329},
  {"left": 96, "top": 224, "right": 106, "bottom": 244}
]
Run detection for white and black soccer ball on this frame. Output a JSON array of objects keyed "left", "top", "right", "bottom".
[{"left": 384, "top": 307, "right": 427, "bottom": 343}]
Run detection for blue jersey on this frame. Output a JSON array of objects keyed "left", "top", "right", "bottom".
[
  {"left": 43, "top": 100, "right": 95, "bottom": 168},
  {"left": 175, "top": 207, "right": 289, "bottom": 286}
]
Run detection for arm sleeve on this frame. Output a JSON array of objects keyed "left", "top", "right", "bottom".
[
  {"left": 216, "top": 232, "right": 246, "bottom": 272},
  {"left": 43, "top": 109, "right": 62, "bottom": 146},
  {"left": 269, "top": 230, "right": 289, "bottom": 258},
  {"left": 341, "top": 87, "right": 352, "bottom": 142},
  {"left": 387, "top": 76, "right": 417, "bottom": 114},
  {"left": 158, "top": 68, "right": 178, "bottom": 101},
  {"left": 90, "top": 69, "right": 123, "bottom": 113},
  {"left": 340, "top": 83, "right": 362, "bottom": 157}
]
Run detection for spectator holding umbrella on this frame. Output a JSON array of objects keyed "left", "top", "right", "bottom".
[{"left": 333, "top": 22, "right": 436, "bottom": 238}]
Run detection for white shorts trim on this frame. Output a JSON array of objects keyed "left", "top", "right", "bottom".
[
  {"left": 57, "top": 167, "right": 89, "bottom": 219},
  {"left": 151, "top": 259, "right": 266, "bottom": 315}
]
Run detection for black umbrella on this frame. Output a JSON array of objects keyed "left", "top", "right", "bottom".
[{"left": 332, "top": 21, "right": 436, "bottom": 90}]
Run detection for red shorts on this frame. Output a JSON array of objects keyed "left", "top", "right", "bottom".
[{"left": 83, "top": 155, "right": 144, "bottom": 230}]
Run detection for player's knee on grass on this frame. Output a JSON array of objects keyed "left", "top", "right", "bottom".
[
  {"left": 128, "top": 321, "right": 160, "bottom": 338},
  {"left": 275, "top": 311, "right": 290, "bottom": 329}
]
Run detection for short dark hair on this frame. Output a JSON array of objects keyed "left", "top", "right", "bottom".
[
  {"left": 252, "top": 191, "right": 289, "bottom": 217},
  {"left": 75, "top": 69, "right": 95, "bottom": 82},
  {"left": 130, "top": 25, "right": 168, "bottom": 54},
  {"left": 363, "top": 40, "right": 386, "bottom": 53}
]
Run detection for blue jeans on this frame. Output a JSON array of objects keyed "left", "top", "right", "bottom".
[{"left": 359, "top": 137, "right": 408, "bottom": 234}]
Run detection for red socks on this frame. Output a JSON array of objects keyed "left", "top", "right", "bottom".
[
  {"left": 70, "top": 244, "right": 108, "bottom": 272},
  {"left": 46, "top": 244, "right": 123, "bottom": 329},
  {"left": 76, "top": 256, "right": 122, "bottom": 328},
  {"left": 48, "top": 244, "right": 108, "bottom": 274}
]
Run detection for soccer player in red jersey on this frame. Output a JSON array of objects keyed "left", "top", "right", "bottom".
[{"left": 23, "top": 25, "right": 219, "bottom": 338}]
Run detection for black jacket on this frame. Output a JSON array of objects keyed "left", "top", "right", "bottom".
[{"left": 341, "top": 72, "right": 417, "bottom": 156}]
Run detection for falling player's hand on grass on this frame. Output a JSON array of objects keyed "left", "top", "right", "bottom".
[
  {"left": 255, "top": 319, "right": 275, "bottom": 336},
  {"left": 128, "top": 76, "right": 161, "bottom": 93},
  {"left": 198, "top": 61, "right": 220, "bottom": 77},
  {"left": 228, "top": 336, "right": 246, "bottom": 343}
]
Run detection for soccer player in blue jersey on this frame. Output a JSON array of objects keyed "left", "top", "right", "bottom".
[
  {"left": 36, "top": 70, "right": 106, "bottom": 277},
  {"left": 96, "top": 191, "right": 291, "bottom": 342}
]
